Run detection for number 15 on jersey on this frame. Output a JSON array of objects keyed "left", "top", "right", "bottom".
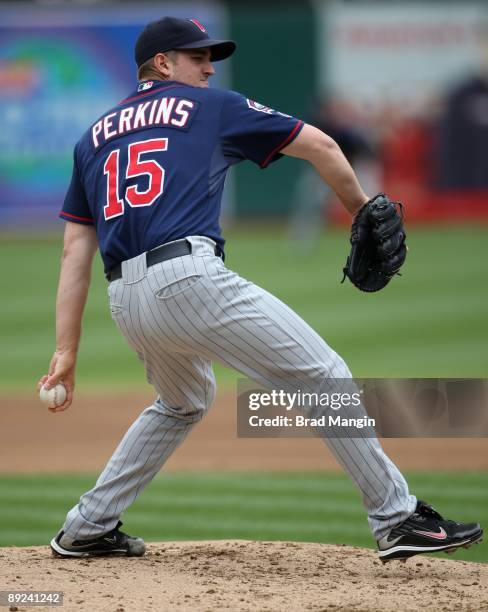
[{"left": 103, "top": 138, "right": 168, "bottom": 221}]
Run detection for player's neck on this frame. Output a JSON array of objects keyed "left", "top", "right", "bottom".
[{"left": 139, "top": 69, "right": 169, "bottom": 83}]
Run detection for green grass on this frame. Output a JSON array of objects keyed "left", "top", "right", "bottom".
[
  {"left": 0, "top": 224, "right": 487, "bottom": 391},
  {"left": 0, "top": 471, "right": 486, "bottom": 562}
]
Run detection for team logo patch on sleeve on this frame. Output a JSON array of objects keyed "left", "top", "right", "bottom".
[{"left": 246, "top": 99, "right": 274, "bottom": 114}]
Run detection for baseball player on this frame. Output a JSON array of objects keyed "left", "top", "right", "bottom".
[{"left": 39, "top": 17, "right": 482, "bottom": 563}]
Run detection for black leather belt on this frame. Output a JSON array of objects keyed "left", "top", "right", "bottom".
[
  {"left": 106, "top": 240, "right": 192, "bottom": 282},
  {"left": 106, "top": 240, "right": 222, "bottom": 282}
]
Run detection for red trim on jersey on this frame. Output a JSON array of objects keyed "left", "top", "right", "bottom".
[
  {"left": 260, "top": 120, "right": 304, "bottom": 169},
  {"left": 60, "top": 211, "right": 94, "bottom": 223},
  {"left": 120, "top": 84, "right": 181, "bottom": 106}
]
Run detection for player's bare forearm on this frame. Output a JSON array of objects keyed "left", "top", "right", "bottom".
[
  {"left": 55, "top": 222, "right": 98, "bottom": 355},
  {"left": 38, "top": 222, "right": 98, "bottom": 411},
  {"left": 281, "top": 123, "right": 369, "bottom": 215}
]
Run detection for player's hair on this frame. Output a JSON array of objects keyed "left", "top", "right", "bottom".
[
  {"left": 137, "top": 58, "right": 154, "bottom": 81},
  {"left": 137, "top": 50, "right": 179, "bottom": 81}
]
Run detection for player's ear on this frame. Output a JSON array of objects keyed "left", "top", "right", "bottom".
[{"left": 154, "top": 52, "right": 174, "bottom": 79}]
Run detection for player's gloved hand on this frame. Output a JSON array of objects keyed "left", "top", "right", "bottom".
[{"left": 342, "top": 193, "right": 407, "bottom": 292}]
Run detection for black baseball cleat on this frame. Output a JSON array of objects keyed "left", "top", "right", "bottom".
[
  {"left": 377, "top": 500, "right": 483, "bottom": 563},
  {"left": 50, "top": 521, "right": 146, "bottom": 558}
]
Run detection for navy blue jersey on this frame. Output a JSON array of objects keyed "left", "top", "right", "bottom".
[{"left": 61, "top": 80, "right": 304, "bottom": 273}]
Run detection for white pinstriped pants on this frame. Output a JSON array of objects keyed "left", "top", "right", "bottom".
[{"left": 63, "top": 236, "right": 416, "bottom": 541}]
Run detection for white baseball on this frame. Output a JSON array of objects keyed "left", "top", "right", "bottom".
[{"left": 39, "top": 383, "right": 67, "bottom": 408}]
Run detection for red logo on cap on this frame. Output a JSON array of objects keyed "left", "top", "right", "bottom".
[{"left": 190, "top": 19, "right": 207, "bottom": 33}]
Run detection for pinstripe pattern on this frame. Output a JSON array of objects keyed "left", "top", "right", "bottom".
[{"left": 63, "top": 236, "right": 415, "bottom": 541}]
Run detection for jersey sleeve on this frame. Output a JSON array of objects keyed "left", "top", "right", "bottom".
[
  {"left": 219, "top": 91, "right": 304, "bottom": 168},
  {"left": 59, "top": 144, "right": 94, "bottom": 225}
]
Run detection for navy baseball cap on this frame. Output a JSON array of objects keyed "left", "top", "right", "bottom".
[{"left": 135, "top": 17, "right": 236, "bottom": 67}]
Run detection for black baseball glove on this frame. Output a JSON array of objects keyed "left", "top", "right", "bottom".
[{"left": 342, "top": 193, "right": 407, "bottom": 292}]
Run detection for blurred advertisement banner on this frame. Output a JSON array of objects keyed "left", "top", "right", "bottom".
[
  {"left": 0, "top": 3, "right": 229, "bottom": 227},
  {"left": 318, "top": 2, "right": 485, "bottom": 107}
]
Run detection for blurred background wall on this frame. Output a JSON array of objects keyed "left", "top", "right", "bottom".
[{"left": 1, "top": 0, "right": 488, "bottom": 227}]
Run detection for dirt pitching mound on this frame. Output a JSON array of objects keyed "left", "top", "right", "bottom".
[{"left": 2, "top": 540, "right": 487, "bottom": 611}]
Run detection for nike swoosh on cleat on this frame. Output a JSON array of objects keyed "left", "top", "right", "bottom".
[
  {"left": 412, "top": 527, "right": 447, "bottom": 540},
  {"left": 103, "top": 536, "right": 117, "bottom": 544},
  {"left": 385, "top": 536, "right": 402, "bottom": 546}
]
